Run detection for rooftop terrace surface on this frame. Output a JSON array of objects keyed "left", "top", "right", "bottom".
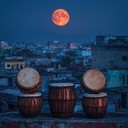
[{"left": 0, "top": 111, "right": 128, "bottom": 128}]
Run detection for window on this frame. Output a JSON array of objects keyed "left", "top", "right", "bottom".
[
  {"left": 122, "top": 56, "right": 127, "bottom": 61},
  {"left": 127, "top": 74, "right": 128, "bottom": 85},
  {"left": 122, "top": 74, "right": 125, "bottom": 85},
  {"left": 7, "top": 64, "right": 10, "bottom": 67},
  {"left": 122, "top": 93, "right": 127, "bottom": 109},
  {"left": 17, "top": 64, "right": 19, "bottom": 69},
  {"left": 20, "top": 64, "right": 23, "bottom": 69}
]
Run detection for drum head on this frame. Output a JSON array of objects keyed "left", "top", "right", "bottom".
[
  {"left": 82, "top": 69, "right": 105, "bottom": 92},
  {"left": 18, "top": 92, "right": 42, "bottom": 97},
  {"left": 83, "top": 92, "right": 107, "bottom": 98},
  {"left": 49, "top": 83, "right": 74, "bottom": 87},
  {"left": 17, "top": 68, "right": 40, "bottom": 89}
]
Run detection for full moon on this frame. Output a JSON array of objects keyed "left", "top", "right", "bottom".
[{"left": 52, "top": 9, "right": 70, "bottom": 26}]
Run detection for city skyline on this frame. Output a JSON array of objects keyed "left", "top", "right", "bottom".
[{"left": 0, "top": 0, "right": 128, "bottom": 44}]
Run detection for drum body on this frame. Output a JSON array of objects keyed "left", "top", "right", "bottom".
[
  {"left": 81, "top": 69, "right": 106, "bottom": 93},
  {"left": 17, "top": 68, "right": 41, "bottom": 93},
  {"left": 48, "top": 83, "right": 76, "bottom": 118},
  {"left": 18, "top": 92, "right": 42, "bottom": 117},
  {"left": 82, "top": 92, "right": 108, "bottom": 118}
]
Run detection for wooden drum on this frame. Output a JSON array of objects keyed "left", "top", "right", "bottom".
[
  {"left": 48, "top": 83, "right": 76, "bottom": 118},
  {"left": 18, "top": 92, "right": 42, "bottom": 117},
  {"left": 82, "top": 92, "right": 108, "bottom": 118},
  {"left": 17, "top": 68, "right": 41, "bottom": 93},
  {"left": 81, "top": 69, "right": 106, "bottom": 93}
]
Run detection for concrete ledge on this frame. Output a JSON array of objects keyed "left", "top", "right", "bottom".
[{"left": 0, "top": 111, "right": 128, "bottom": 128}]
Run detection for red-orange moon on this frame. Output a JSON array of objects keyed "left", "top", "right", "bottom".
[{"left": 52, "top": 9, "right": 70, "bottom": 26}]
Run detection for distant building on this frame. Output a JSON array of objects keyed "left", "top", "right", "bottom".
[
  {"left": 71, "top": 57, "right": 85, "bottom": 66},
  {"left": 81, "top": 50, "right": 91, "bottom": 57},
  {"left": 0, "top": 78, "right": 9, "bottom": 90},
  {"left": 91, "top": 45, "right": 128, "bottom": 70},
  {"left": 69, "top": 43, "right": 78, "bottom": 49},
  {"left": 0, "top": 48, "right": 12, "bottom": 57},
  {"left": 96, "top": 35, "right": 128, "bottom": 45},
  {"left": 47, "top": 41, "right": 67, "bottom": 50},
  {"left": 28, "top": 58, "right": 50, "bottom": 67},
  {"left": 105, "top": 69, "right": 128, "bottom": 112},
  {"left": 106, "top": 69, "right": 128, "bottom": 88},
  {"left": 0, "top": 41, "right": 11, "bottom": 49},
  {"left": 5, "top": 57, "right": 25, "bottom": 70}
]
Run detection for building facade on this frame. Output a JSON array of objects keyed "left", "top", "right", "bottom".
[
  {"left": 96, "top": 35, "right": 128, "bottom": 45},
  {"left": 5, "top": 57, "right": 25, "bottom": 70},
  {"left": 104, "top": 69, "right": 128, "bottom": 112},
  {"left": 91, "top": 45, "right": 128, "bottom": 70}
]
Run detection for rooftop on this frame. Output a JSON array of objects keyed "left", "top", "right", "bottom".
[
  {"left": 0, "top": 111, "right": 128, "bottom": 128},
  {"left": 5, "top": 57, "right": 25, "bottom": 62}
]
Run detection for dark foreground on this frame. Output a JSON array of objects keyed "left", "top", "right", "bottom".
[{"left": 0, "top": 111, "right": 128, "bottom": 128}]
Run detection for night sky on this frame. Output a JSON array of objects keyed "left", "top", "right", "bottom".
[{"left": 0, "top": 0, "right": 128, "bottom": 44}]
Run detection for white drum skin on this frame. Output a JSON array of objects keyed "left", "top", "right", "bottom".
[
  {"left": 49, "top": 83, "right": 74, "bottom": 87},
  {"left": 81, "top": 69, "right": 106, "bottom": 93},
  {"left": 17, "top": 68, "right": 41, "bottom": 93}
]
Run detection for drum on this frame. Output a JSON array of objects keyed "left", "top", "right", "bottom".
[
  {"left": 48, "top": 83, "right": 76, "bottom": 118},
  {"left": 17, "top": 68, "right": 41, "bottom": 93},
  {"left": 82, "top": 92, "right": 108, "bottom": 118},
  {"left": 18, "top": 92, "right": 42, "bottom": 117},
  {"left": 81, "top": 69, "right": 106, "bottom": 93}
]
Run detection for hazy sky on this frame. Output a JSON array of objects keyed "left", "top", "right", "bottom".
[{"left": 0, "top": 0, "right": 128, "bottom": 44}]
